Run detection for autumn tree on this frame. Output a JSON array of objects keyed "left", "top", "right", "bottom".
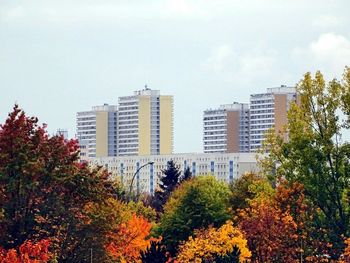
[
  {"left": 212, "top": 246, "right": 241, "bottom": 263},
  {"left": 0, "top": 105, "right": 117, "bottom": 262},
  {"left": 106, "top": 213, "right": 157, "bottom": 262},
  {"left": 238, "top": 198, "right": 299, "bottom": 262},
  {"left": 0, "top": 239, "right": 52, "bottom": 263},
  {"left": 259, "top": 67, "right": 350, "bottom": 258},
  {"left": 176, "top": 221, "right": 251, "bottom": 263},
  {"left": 157, "top": 176, "right": 231, "bottom": 256},
  {"left": 339, "top": 238, "right": 350, "bottom": 263},
  {"left": 229, "top": 172, "right": 272, "bottom": 212}
]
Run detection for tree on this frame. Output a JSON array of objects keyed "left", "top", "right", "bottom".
[
  {"left": 0, "top": 239, "right": 52, "bottom": 263},
  {"left": 151, "top": 160, "right": 182, "bottom": 212},
  {"left": 140, "top": 241, "right": 169, "bottom": 263},
  {"left": 212, "top": 246, "right": 241, "bottom": 263},
  {"left": 259, "top": 68, "right": 350, "bottom": 258},
  {"left": 157, "top": 176, "right": 231, "bottom": 256},
  {"left": 127, "top": 200, "right": 157, "bottom": 222},
  {"left": 106, "top": 214, "right": 157, "bottom": 263},
  {"left": 229, "top": 172, "right": 272, "bottom": 212},
  {"left": 339, "top": 238, "right": 350, "bottom": 263},
  {"left": 0, "top": 105, "right": 117, "bottom": 262},
  {"left": 180, "top": 166, "right": 192, "bottom": 183},
  {"left": 176, "top": 221, "right": 251, "bottom": 263},
  {"left": 238, "top": 198, "right": 299, "bottom": 262}
]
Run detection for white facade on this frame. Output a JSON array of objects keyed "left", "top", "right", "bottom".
[
  {"left": 117, "top": 88, "right": 171, "bottom": 156},
  {"left": 118, "top": 94, "right": 140, "bottom": 156},
  {"left": 203, "top": 103, "right": 250, "bottom": 153},
  {"left": 90, "top": 152, "right": 258, "bottom": 194},
  {"left": 77, "top": 110, "right": 97, "bottom": 159},
  {"left": 203, "top": 107, "right": 227, "bottom": 153},
  {"left": 76, "top": 104, "right": 118, "bottom": 160},
  {"left": 249, "top": 86, "right": 296, "bottom": 151}
]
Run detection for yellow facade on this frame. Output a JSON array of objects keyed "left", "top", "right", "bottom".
[
  {"left": 160, "top": 96, "right": 173, "bottom": 154},
  {"left": 138, "top": 96, "right": 151, "bottom": 155},
  {"left": 95, "top": 111, "right": 108, "bottom": 157}
]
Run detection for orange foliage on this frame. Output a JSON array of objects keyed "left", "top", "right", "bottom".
[
  {"left": 238, "top": 199, "right": 299, "bottom": 262},
  {"left": 237, "top": 181, "right": 331, "bottom": 262},
  {"left": 0, "top": 239, "right": 51, "bottom": 263},
  {"left": 338, "top": 238, "right": 350, "bottom": 263},
  {"left": 106, "top": 213, "right": 157, "bottom": 263}
]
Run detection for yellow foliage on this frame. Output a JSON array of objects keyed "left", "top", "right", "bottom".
[{"left": 177, "top": 221, "right": 251, "bottom": 263}]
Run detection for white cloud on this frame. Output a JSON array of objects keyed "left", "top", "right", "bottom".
[{"left": 294, "top": 33, "right": 350, "bottom": 77}]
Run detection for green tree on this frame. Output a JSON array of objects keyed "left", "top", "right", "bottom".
[
  {"left": 157, "top": 176, "right": 231, "bottom": 256},
  {"left": 229, "top": 172, "right": 272, "bottom": 212},
  {"left": 259, "top": 67, "right": 350, "bottom": 258}
]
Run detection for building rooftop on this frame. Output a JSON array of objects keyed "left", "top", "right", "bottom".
[{"left": 204, "top": 102, "right": 249, "bottom": 113}]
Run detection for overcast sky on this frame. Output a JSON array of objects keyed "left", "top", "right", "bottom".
[{"left": 1, "top": 0, "right": 349, "bottom": 153}]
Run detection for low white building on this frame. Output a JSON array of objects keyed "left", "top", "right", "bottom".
[{"left": 90, "top": 152, "right": 258, "bottom": 194}]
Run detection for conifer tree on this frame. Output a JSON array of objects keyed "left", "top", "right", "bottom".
[{"left": 151, "top": 160, "right": 182, "bottom": 212}]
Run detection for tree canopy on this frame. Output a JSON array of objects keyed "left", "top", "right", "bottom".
[
  {"left": 259, "top": 67, "right": 350, "bottom": 258},
  {"left": 157, "top": 175, "right": 231, "bottom": 255}
]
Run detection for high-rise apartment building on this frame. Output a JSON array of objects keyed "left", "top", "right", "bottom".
[
  {"left": 203, "top": 102, "right": 250, "bottom": 153},
  {"left": 117, "top": 88, "right": 173, "bottom": 156},
  {"left": 76, "top": 104, "right": 118, "bottom": 160},
  {"left": 249, "top": 85, "right": 296, "bottom": 151}
]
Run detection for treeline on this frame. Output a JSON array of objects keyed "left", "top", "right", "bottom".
[{"left": 1, "top": 67, "right": 350, "bottom": 262}]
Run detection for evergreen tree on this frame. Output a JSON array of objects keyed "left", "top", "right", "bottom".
[
  {"left": 151, "top": 160, "right": 182, "bottom": 212},
  {"left": 180, "top": 166, "right": 192, "bottom": 183},
  {"left": 159, "top": 160, "right": 182, "bottom": 194}
]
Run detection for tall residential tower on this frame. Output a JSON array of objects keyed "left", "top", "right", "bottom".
[
  {"left": 249, "top": 85, "right": 296, "bottom": 151},
  {"left": 117, "top": 88, "right": 173, "bottom": 156},
  {"left": 203, "top": 102, "right": 250, "bottom": 153},
  {"left": 76, "top": 104, "right": 118, "bottom": 161}
]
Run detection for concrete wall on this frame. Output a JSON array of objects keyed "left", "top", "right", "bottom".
[
  {"left": 227, "top": 111, "right": 240, "bottom": 153},
  {"left": 160, "top": 96, "right": 173, "bottom": 154},
  {"left": 95, "top": 111, "right": 108, "bottom": 157}
]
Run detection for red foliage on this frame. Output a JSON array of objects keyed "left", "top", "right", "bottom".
[
  {"left": 0, "top": 239, "right": 51, "bottom": 263},
  {"left": 239, "top": 199, "right": 299, "bottom": 262},
  {"left": 0, "top": 105, "right": 115, "bottom": 261}
]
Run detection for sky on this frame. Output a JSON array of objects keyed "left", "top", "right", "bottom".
[{"left": 1, "top": 0, "right": 350, "bottom": 153}]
